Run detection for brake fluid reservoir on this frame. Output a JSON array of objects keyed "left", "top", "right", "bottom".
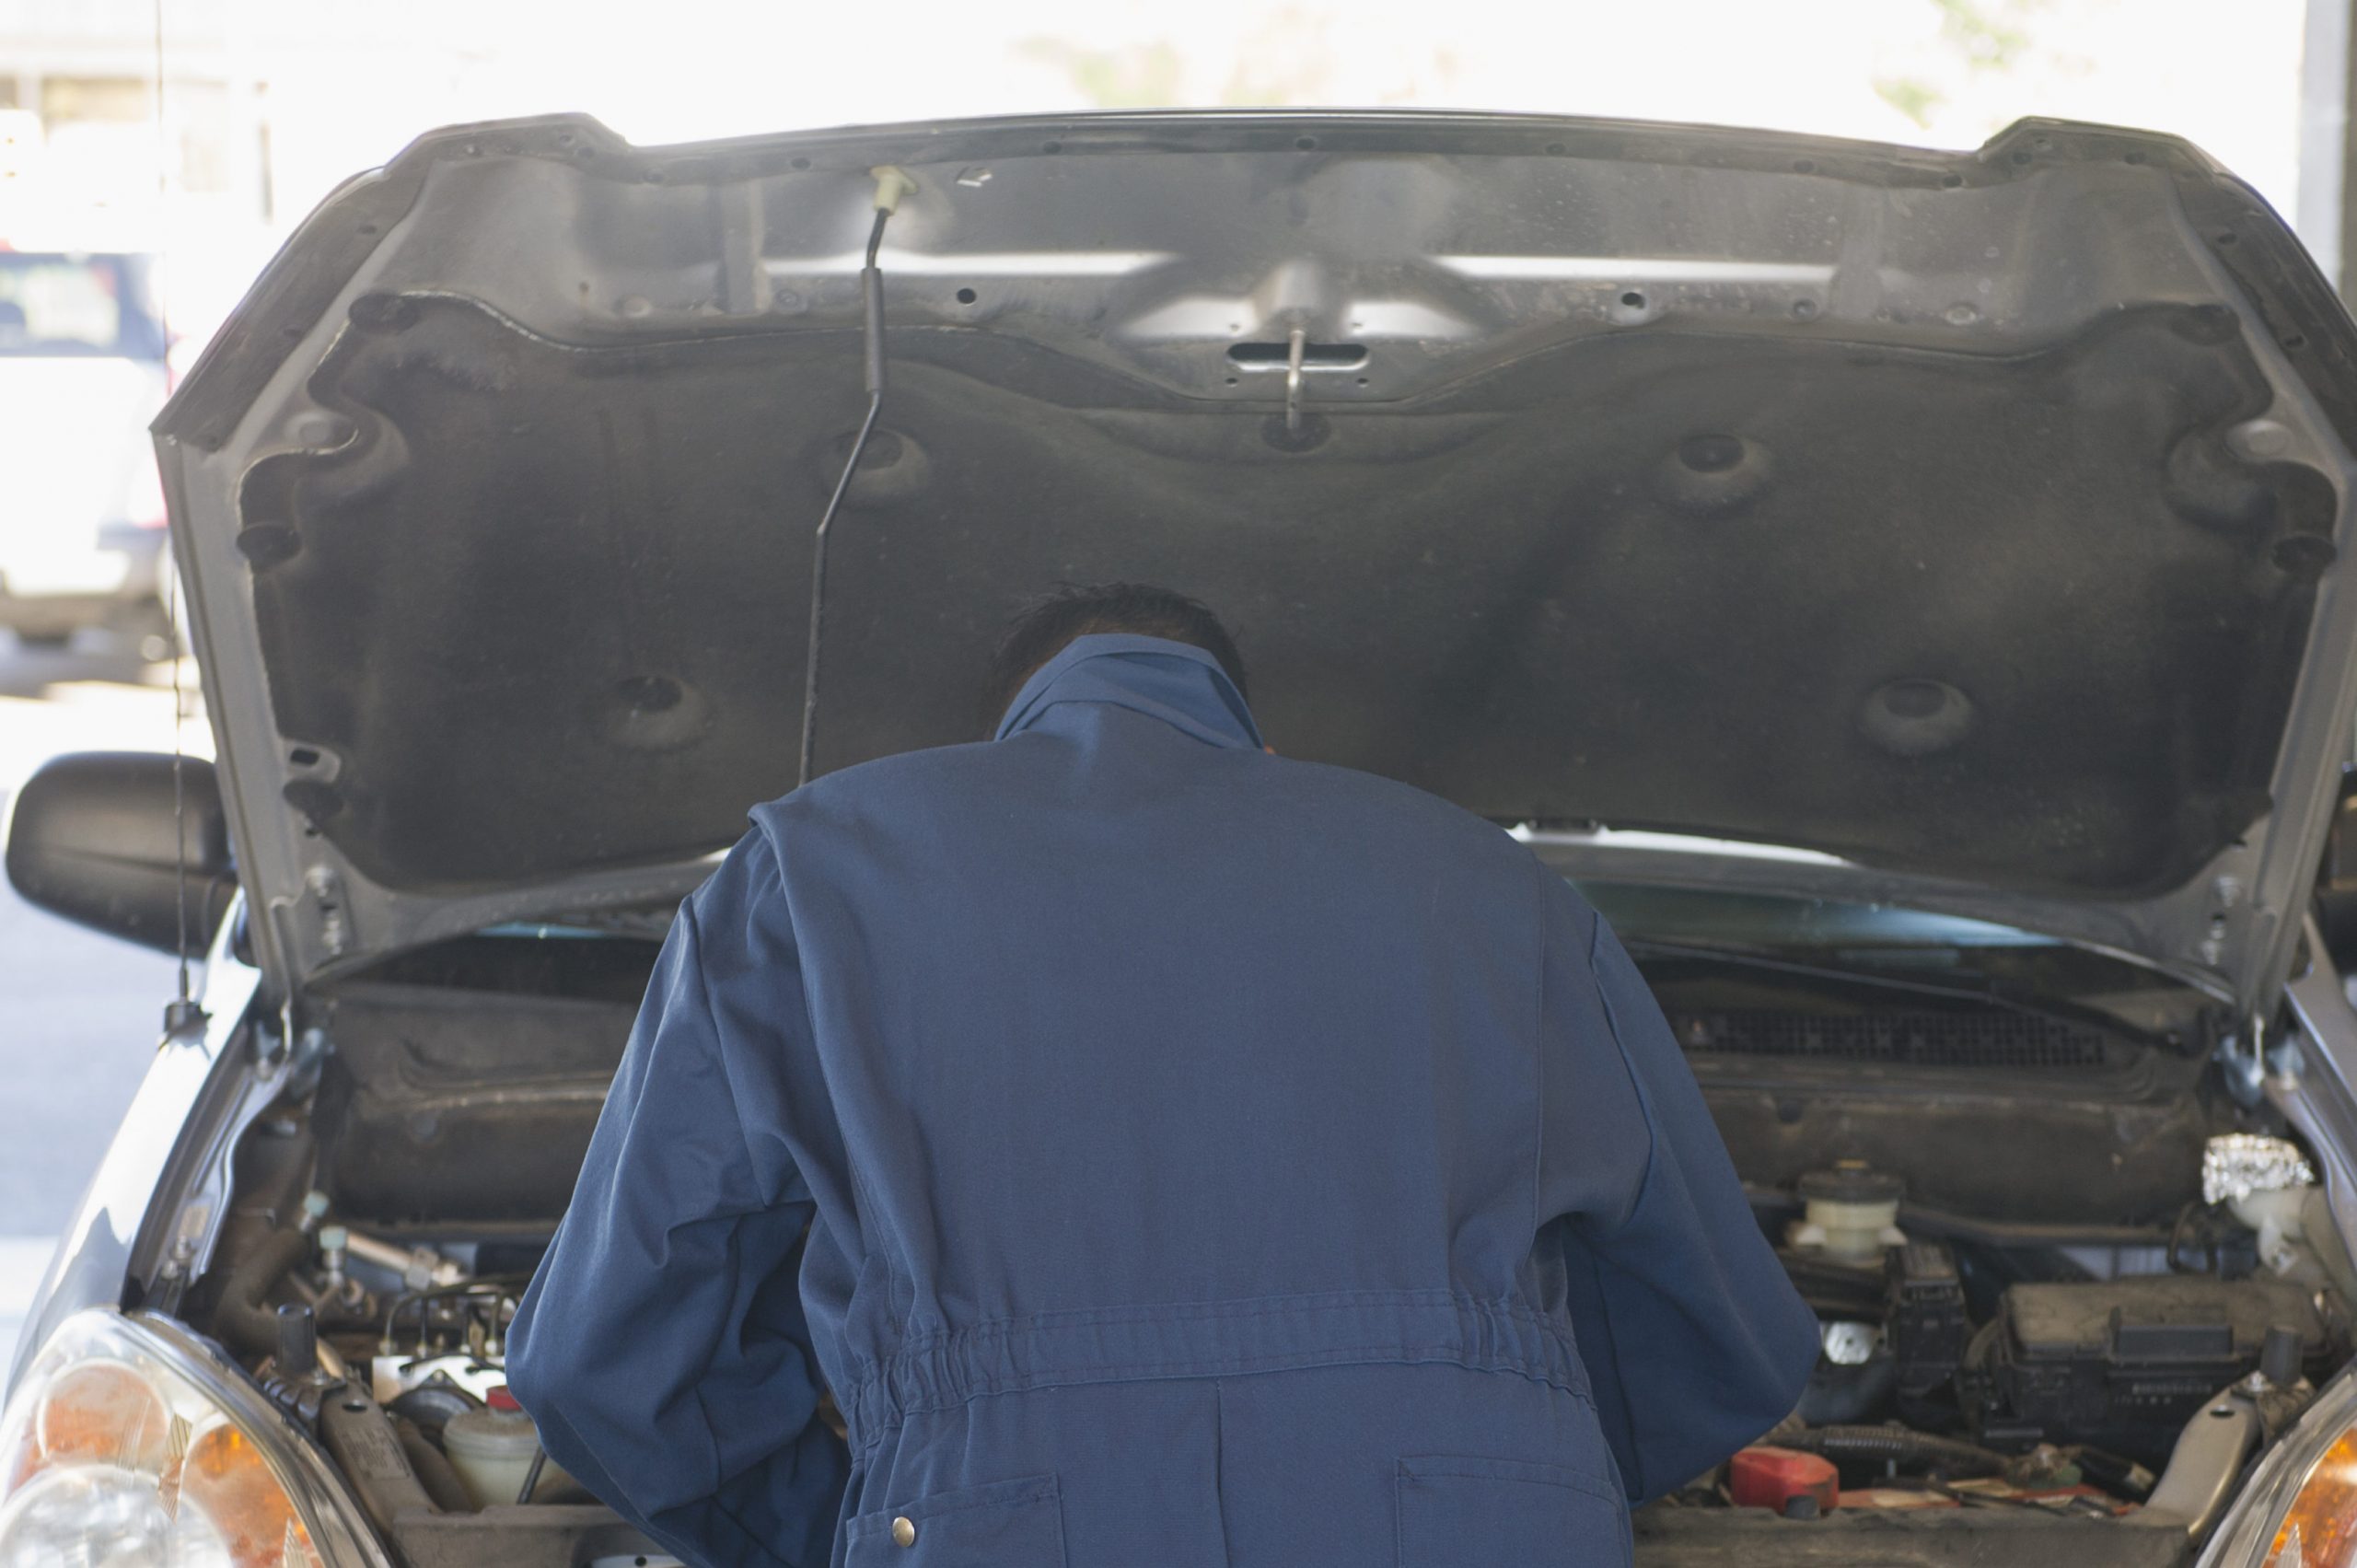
[
  {"left": 1788, "top": 1162, "right": 1906, "bottom": 1262},
  {"left": 443, "top": 1387, "right": 565, "bottom": 1508}
]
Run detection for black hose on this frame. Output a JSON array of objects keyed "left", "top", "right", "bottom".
[
  {"left": 211, "top": 1227, "right": 313, "bottom": 1359},
  {"left": 2076, "top": 1446, "right": 2157, "bottom": 1504},
  {"left": 517, "top": 1445, "right": 549, "bottom": 1505},
  {"left": 1773, "top": 1425, "right": 2007, "bottom": 1480},
  {"left": 391, "top": 1416, "right": 472, "bottom": 1514},
  {"left": 387, "top": 1385, "right": 477, "bottom": 1440}
]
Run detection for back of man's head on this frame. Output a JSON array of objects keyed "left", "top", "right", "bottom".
[{"left": 987, "top": 583, "right": 1248, "bottom": 727}]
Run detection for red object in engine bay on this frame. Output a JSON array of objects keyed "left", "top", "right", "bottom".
[{"left": 1730, "top": 1446, "right": 1840, "bottom": 1515}]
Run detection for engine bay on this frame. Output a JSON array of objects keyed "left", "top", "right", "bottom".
[
  {"left": 1630, "top": 946, "right": 2355, "bottom": 1563},
  {"left": 155, "top": 924, "right": 2356, "bottom": 1567},
  {"left": 1705, "top": 1158, "right": 2344, "bottom": 1505}
]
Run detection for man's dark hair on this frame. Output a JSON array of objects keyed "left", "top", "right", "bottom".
[{"left": 987, "top": 583, "right": 1248, "bottom": 726}]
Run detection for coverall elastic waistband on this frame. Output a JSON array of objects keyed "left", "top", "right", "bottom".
[{"left": 842, "top": 1287, "right": 1593, "bottom": 1451}]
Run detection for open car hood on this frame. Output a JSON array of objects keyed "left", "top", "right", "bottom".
[{"left": 157, "top": 110, "right": 2357, "bottom": 1007}]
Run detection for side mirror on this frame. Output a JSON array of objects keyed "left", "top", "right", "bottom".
[{"left": 6, "top": 751, "right": 236, "bottom": 955}]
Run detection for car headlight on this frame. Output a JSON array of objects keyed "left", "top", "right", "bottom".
[
  {"left": 2203, "top": 1369, "right": 2357, "bottom": 1567},
  {"left": 0, "top": 1308, "right": 388, "bottom": 1568}
]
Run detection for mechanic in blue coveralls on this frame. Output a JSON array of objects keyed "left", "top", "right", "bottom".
[{"left": 508, "top": 584, "right": 1818, "bottom": 1568}]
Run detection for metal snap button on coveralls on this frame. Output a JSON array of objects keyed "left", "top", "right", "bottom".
[{"left": 507, "top": 633, "right": 1819, "bottom": 1568}]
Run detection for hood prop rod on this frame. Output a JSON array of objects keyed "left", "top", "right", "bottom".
[
  {"left": 155, "top": 0, "right": 206, "bottom": 1043},
  {"left": 798, "top": 166, "right": 915, "bottom": 787}
]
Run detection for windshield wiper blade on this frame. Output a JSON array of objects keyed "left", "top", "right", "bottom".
[
  {"left": 1623, "top": 936, "right": 2016, "bottom": 1004},
  {"left": 1618, "top": 935, "right": 2164, "bottom": 1044}
]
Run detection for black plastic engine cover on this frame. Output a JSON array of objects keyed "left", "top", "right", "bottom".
[{"left": 1971, "top": 1275, "right": 2332, "bottom": 1463}]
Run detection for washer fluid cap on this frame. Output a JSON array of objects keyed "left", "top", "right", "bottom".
[{"left": 1797, "top": 1161, "right": 1903, "bottom": 1205}]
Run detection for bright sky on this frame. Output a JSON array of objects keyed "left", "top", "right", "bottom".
[
  {"left": 249, "top": 0, "right": 2308, "bottom": 216},
  {"left": 5, "top": 0, "right": 2318, "bottom": 329}
]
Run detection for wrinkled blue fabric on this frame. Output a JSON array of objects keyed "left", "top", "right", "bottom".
[{"left": 508, "top": 633, "right": 1819, "bottom": 1568}]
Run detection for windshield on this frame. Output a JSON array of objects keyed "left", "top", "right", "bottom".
[{"left": 0, "top": 253, "right": 166, "bottom": 360}]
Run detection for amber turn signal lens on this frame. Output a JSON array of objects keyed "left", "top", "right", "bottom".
[
  {"left": 2268, "top": 1428, "right": 2357, "bottom": 1568},
  {"left": 186, "top": 1425, "right": 322, "bottom": 1568}
]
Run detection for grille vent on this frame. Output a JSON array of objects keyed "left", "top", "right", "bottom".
[{"left": 1667, "top": 1009, "right": 2113, "bottom": 1069}]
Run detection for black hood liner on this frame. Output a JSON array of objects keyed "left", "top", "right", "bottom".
[{"left": 239, "top": 293, "right": 2324, "bottom": 898}]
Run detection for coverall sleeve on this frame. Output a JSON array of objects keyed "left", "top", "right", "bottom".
[
  {"left": 507, "top": 835, "right": 848, "bottom": 1568},
  {"left": 1533, "top": 870, "right": 1820, "bottom": 1503}
]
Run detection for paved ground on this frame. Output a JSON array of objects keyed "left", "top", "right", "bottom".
[{"left": 0, "top": 632, "right": 203, "bottom": 1373}]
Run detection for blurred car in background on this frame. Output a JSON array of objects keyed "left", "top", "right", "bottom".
[{"left": 0, "top": 249, "right": 173, "bottom": 656}]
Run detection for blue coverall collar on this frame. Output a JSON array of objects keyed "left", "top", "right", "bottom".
[{"left": 994, "top": 633, "right": 1267, "bottom": 751}]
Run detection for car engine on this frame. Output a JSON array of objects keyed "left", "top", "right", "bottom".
[
  {"left": 1761, "top": 1158, "right": 2340, "bottom": 1479},
  {"left": 1628, "top": 970, "right": 2356, "bottom": 1565},
  {"left": 165, "top": 933, "right": 2354, "bottom": 1567}
]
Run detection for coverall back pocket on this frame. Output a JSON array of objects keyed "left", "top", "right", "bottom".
[
  {"left": 1396, "top": 1454, "right": 1629, "bottom": 1568},
  {"left": 843, "top": 1472, "right": 1065, "bottom": 1567}
]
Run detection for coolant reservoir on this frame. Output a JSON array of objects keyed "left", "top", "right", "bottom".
[
  {"left": 443, "top": 1387, "right": 566, "bottom": 1508},
  {"left": 1788, "top": 1161, "right": 1906, "bottom": 1262},
  {"left": 2202, "top": 1133, "right": 2356, "bottom": 1295}
]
